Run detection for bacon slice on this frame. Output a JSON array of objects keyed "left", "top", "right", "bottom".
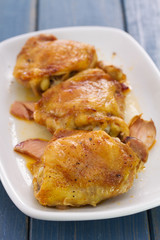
[
  {"left": 124, "top": 137, "right": 148, "bottom": 163},
  {"left": 10, "top": 101, "right": 35, "bottom": 120},
  {"left": 14, "top": 139, "right": 48, "bottom": 160},
  {"left": 129, "top": 115, "right": 156, "bottom": 149}
]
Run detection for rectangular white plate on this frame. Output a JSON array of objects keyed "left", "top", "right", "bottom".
[{"left": 0, "top": 26, "right": 160, "bottom": 221}]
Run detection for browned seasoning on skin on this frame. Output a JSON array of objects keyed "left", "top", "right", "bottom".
[
  {"left": 14, "top": 130, "right": 149, "bottom": 207},
  {"left": 13, "top": 34, "right": 97, "bottom": 95},
  {"left": 34, "top": 68, "right": 130, "bottom": 139}
]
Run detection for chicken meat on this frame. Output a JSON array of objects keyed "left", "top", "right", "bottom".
[
  {"left": 33, "top": 68, "right": 129, "bottom": 139},
  {"left": 13, "top": 34, "right": 97, "bottom": 95},
  {"left": 14, "top": 130, "right": 148, "bottom": 207}
]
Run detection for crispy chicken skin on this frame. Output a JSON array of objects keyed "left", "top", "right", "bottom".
[
  {"left": 97, "top": 61, "right": 127, "bottom": 83},
  {"left": 13, "top": 34, "right": 97, "bottom": 95},
  {"left": 15, "top": 130, "right": 146, "bottom": 207},
  {"left": 34, "top": 68, "right": 129, "bottom": 138}
]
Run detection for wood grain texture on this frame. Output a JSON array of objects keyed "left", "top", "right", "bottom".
[
  {"left": 38, "top": 0, "right": 124, "bottom": 29},
  {"left": 0, "top": 1, "right": 37, "bottom": 239},
  {"left": 0, "top": 0, "right": 159, "bottom": 239},
  {"left": 123, "top": 0, "right": 160, "bottom": 68},
  {"left": 0, "top": 182, "right": 27, "bottom": 240},
  {"left": 30, "top": 212, "right": 150, "bottom": 240},
  {"left": 148, "top": 208, "right": 160, "bottom": 240},
  {"left": 123, "top": 0, "right": 160, "bottom": 239},
  {"left": 0, "top": 0, "right": 37, "bottom": 42}
]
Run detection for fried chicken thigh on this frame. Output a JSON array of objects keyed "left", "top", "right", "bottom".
[
  {"left": 15, "top": 130, "right": 147, "bottom": 207},
  {"left": 13, "top": 34, "right": 97, "bottom": 95},
  {"left": 34, "top": 68, "right": 129, "bottom": 139}
]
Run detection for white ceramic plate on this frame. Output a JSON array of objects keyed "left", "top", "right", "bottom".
[{"left": 0, "top": 26, "right": 160, "bottom": 221}]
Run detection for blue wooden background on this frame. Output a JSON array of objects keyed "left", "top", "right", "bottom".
[{"left": 0, "top": 0, "right": 160, "bottom": 239}]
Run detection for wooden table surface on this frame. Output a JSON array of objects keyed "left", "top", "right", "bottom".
[{"left": 0, "top": 0, "right": 160, "bottom": 239}]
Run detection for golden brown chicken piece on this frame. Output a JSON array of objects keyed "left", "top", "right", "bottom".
[
  {"left": 14, "top": 130, "right": 148, "bottom": 207},
  {"left": 97, "top": 61, "right": 127, "bottom": 83},
  {"left": 13, "top": 34, "right": 97, "bottom": 95},
  {"left": 34, "top": 68, "right": 129, "bottom": 139}
]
